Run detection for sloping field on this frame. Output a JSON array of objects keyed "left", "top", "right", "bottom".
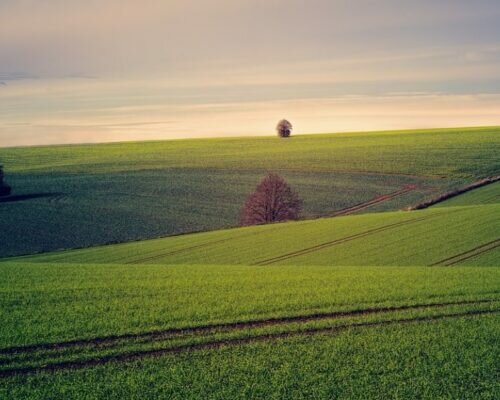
[
  {"left": 2, "top": 126, "right": 498, "bottom": 176},
  {"left": 1, "top": 129, "right": 499, "bottom": 398},
  {"left": 1, "top": 177, "right": 497, "bottom": 396},
  {"left": 17, "top": 202, "right": 499, "bottom": 267},
  {"left": 1, "top": 126, "right": 498, "bottom": 257},
  {"left": 434, "top": 180, "right": 500, "bottom": 207}
]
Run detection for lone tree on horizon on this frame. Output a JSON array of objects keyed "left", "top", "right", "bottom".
[
  {"left": 276, "top": 119, "right": 292, "bottom": 138},
  {"left": 240, "top": 173, "right": 302, "bottom": 226},
  {"left": 0, "top": 165, "right": 12, "bottom": 197}
]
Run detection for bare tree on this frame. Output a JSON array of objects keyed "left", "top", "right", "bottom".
[
  {"left": 276, "top": 119, "right": 292, "bottom": 138},
  {"left": 240, "top": 173, "right": 302, "bottom": 226},
  {"left": 0, "top": 165, "right": 11, "bottom": 197}
]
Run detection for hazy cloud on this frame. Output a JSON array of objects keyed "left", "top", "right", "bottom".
[
  {"left": 0, "top": 0, "right": 499, "bottom": 146},
  {"left": 1, "top": 0, "right": 499, "bottom": 78}
]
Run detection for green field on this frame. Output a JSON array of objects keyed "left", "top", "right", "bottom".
[
  {"left": 1, "top": 126, "right": 499, "bottom": 257},
  {"left": 15, "top": 183, "right": 499, "bottom": 266},
  {"left": 435, "top": 180, "right": 500, "bottom": 207},
  {"left": 1, "top": 178, "right": 499, "bottom": 398},
  {"left": 3, "top": 315, "right": 498, "bottom": 399},
  {"left": 0, "top": 128, "right": 499, "bottom": 399}
]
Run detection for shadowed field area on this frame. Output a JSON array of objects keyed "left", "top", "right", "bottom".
[
  {"left": 0, "top": 128, "right": 498, "bottom": 399},
  {"left": 1, "top": 126, "right": 498, "bottom": 257}
]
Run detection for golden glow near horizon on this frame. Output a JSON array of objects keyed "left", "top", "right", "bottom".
[{"left": 1, "top": 1, "right": 500, "bottom": 146}]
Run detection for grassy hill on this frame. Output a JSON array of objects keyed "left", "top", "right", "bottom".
[
  {"left": 16, "top": 191, "right": 499, "bottom": 267},
  {"left": 1, "top": 126, "right": 499, "bottom": 257},
  {"left": 0, "top": 128, "right": 498, "bottom": 399},
  {"left": 434, "top": 179, "right": 500, "bottom": 207},
  {"left": 0, "top": 177, "right": 498, "bottom": 398}
]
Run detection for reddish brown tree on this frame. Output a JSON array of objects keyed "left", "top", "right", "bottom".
[
  {"left": 240, "top": 173, "right": 302, "bottom": 226},
  {"left": 276, "top": 119, "right": 292, "bottom": 138}
]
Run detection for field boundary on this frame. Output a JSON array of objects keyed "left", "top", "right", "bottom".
[
  {"left": 0, "top": 308, "right": 497, "bottom": 378},
  {"left": 408, "top": 175, "right": 500, "bottom": 210}
]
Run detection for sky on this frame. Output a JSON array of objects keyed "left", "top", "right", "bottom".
[{"left": 1, "top": 0, "right": 500, "bottom": 147}]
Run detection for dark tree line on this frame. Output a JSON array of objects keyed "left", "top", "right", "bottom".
[{"left": 241, "top": 173, "right": 302, "bottom": 226}]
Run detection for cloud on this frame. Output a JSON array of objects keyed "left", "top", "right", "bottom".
[{"left": 1, "top": 0, "right": 499, "bottom": 78}]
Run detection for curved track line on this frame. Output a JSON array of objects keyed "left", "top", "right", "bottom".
[
  {"left": 0, "top": 298, "right": 495, "bottom": 356},
  {"left": 333, "top": 184, "right": 419, "bottom": 216},
  {"left": 0, "top": 309, "right": 497, "bottom": 378}
]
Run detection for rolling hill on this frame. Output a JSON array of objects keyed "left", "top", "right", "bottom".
[
  {"left": 0, "top": 126, "right": 499, "bottom": 258},
  {"left": 0, "top": 129, "right": 498, "bottom": 399},
  {"left": 14, "top": 182, "right": 499, "bottom": 267}
]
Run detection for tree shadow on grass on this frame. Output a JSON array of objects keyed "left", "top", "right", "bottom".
[{"left": 0, "top": 192, "right": 64, "bottom": 203}]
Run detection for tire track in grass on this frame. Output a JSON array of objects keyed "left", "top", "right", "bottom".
[
  {"left": 255, "top": 213, "right": 436, "bottom": 266},
  {"left": 332, "top": 184, "right": 420, "bottom": 216},
  {"left": 256, "top": 206, "right": 470, "bottom": 266},
  {"left": 0, "top": 308, "right": 497, "bottom": 378},
  {"left": 127, "top": 191, "right": 422, "bottom": 265},
  {"left": 0, "top": 298, "right": 495, "bottom": 356},
  {"left": 124, "top": 224, "right": 289, "bottom": 264},
  {"left": 51, "top": 184, "right": 423, "bottom": 265},
  {"left": 430, "top": 238, "right": 500, "bottom": 266},
  {"left": 125, "top": 236, "right": 240, "bottom": 264}
]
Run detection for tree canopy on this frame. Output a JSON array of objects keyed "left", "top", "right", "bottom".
[
  {"left": 240, "top": 172, "right": 302, "bottom": 225},
  {"left": 276, "top": 119, "right": 292, "bottom": 138}
]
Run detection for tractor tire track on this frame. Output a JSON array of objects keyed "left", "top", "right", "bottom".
[
  {"left": 125, "top": 224, "right": 288, "bottom": 264},
  {"left": 0, "top": 298, "right": 495, "bottom": 356},
  {"left": 333, "top": 184, "right": 420, "bottom": 217},
  {"left": 430, "top": 238, "right": 500, "bottom": 266},
  {"left": 255, "top": 213, "right": 435, "bottom": 266},
  {"left": 0, "top": 308, "right": 497, "bottom": 378},
  {"left": 125, "top": 236, "right": 238, "bottom": 264},
  {"left": 110, "top": 184, "right": 422, "bottom": 264},
  {"left": 255, "top": 206, "right": 468, "bottom": 266}
]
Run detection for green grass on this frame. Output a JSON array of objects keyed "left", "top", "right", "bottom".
[
  {"left": 435, "top": 181, "right": 500, "bottom": 207},
  {"left": 0, "top": 169, "right": 438, "bottom": 258},
  {"left": 0, "top": 127, "right": 499, "bottom": 398},
  {"left": 1, "top": 126, "right": 498, "bottom": 257},
  {"left": 2, "top": 126, "right": 499, "bottom": 177},
  {"left": 16, "top": 203, "right": 499, "bottom": 267},
  {"left": 1, "top": 262, "right": 498, "bottom": 349},
  {"left": 1, "top": 314, "right": 498, "bottom": 399}
]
